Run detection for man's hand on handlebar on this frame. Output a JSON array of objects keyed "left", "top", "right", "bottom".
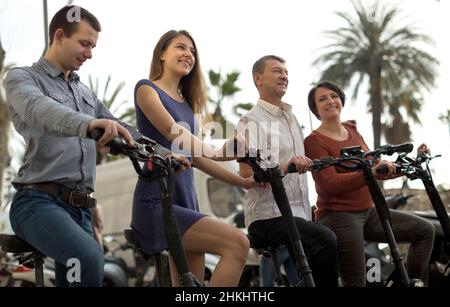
[
  {"left": 98, "top": 144, "right": 111, "bottom": 155},
  {"left": 283, "top": 155, "right": 312, "bottom": 175},
  {"left": 88, "top": 119, "right": 134, "bottom": 147}
]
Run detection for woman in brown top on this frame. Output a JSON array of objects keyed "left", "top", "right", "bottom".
[{"left": 304, "top": 81, "right": 435, "bottom": 287}]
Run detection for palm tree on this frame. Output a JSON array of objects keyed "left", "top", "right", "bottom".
[
  {"left": 313, "top": 0, "right": 438, "bottom": 148},
  {"left": 88, "top": 75, "right": 135, "bottom": 164},
  {"left": 382, "top": 83, "right": 426, "bottom": 144},
  {"left": 233, "top": 102, "right": 254, "bottom": 118},
  {"left": 207, "top": 69, "right": 252, "bottom": 138},
  {"left": 0, "top": 39, "right": 10, "bottom": 201}
]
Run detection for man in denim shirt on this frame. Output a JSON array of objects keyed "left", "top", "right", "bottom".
[{"left": 5, "top": 6, "right": 177, "bottom": 286}]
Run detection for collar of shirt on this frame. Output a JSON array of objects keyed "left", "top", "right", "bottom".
[
  {"left": 36, "top": 57, "right": 80, "bottom": 82},
  {"left": 257, "top": 98, "right": 293, "bottom": 116}
]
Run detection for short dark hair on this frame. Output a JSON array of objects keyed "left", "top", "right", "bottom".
[
  {"left": 252, "top": 55, "right": 285, "bottom": 75},
  {"left": 307, "top": 81, "right": 346, "bottom": 120},
  {"left": 49, "top": 5, "right": 101, "bottom": 45}
]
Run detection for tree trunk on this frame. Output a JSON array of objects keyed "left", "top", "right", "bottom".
[
  {"left": 211, "top": 107, "right": 226, "bottom": 139},
  {"left": 383, "top": 117, "right": 411, "bottom": 145},
  {"left": 369, "top": 61, "right": 383, "bottom": 188},
  {"left": 0, "top": 40, "right": 10, "bottom": 201},
  {"left": 369, "top": 63, "right": 382, "bottom": 150}
]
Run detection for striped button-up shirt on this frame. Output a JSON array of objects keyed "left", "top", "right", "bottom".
[
  {"left": 237, "top": 99, "right": 311, "bottom": 228},
  {"left": 6, "top": 57, "right": 169, "bottom": 193}
]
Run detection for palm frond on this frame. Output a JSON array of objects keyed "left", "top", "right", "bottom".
[{"left": 312, "top": 0, "right": 438, "bottom": 147}]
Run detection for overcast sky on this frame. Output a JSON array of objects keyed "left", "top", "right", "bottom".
[{"left": 1, "top": 0, "right": 449, "bottom": 191}]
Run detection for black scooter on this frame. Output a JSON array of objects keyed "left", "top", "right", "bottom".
[
  {"left": 386, "top": 152, "right": 450, "bottom": 287},
  {"left": 91, "top": 129, "right": 201, "bottom": 287},
  {"left": 309, "top": 143, "right": 423, "bottom": 287},
  {"left": 238, "top": 149, "right": 315, "bottom": 287}
]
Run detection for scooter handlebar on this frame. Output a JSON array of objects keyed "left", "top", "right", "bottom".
[
  {"left": 90, "top": 128, "right": 103, "bottom": 141},
  {"left": 379, "top": 143, "right": 413, "bottom": 156},
  {"left": 90, "top": 128, "right": 129, "bottom": 155},
  {"left": 169, "top": 157, "right": 182, "bottom": 171},
  {"left": 287, "top": 163, "right": 298, "bottom": 173},
  {"left": 288, "top": 157, "right": 341, "bottom": 173},
  {"left": 374, "top": 164, "right": 403, "bottom": 175}
]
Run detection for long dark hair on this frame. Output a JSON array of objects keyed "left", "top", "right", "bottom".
[{"left": 149, "top": 30, "right": 208, "bottom": 117}]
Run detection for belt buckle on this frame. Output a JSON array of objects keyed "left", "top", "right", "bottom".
[{"left": 69, "top": 190, "right": 86, "bottom": 208}]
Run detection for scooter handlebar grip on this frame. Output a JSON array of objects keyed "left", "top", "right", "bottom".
[
  {"left": 384, "top": 143, "right": 413, "bottom": 155},
  {"left": 375, "top": 164, "right": 402, "bottom": 175},
  {"left": 90, "top": 128, "right": 104, "bottom": 141},
  {"left": 170, "top": 158, "right": 181, "bottom": 171},
  {"left": 287, "top": 163, "right": 297, "bottom": 173},
  {"left": 89, "top": 128, "right": 127, "bottom": 155},
  {"left": 375, "top": 165, "right": 389, "bottom": 175}
]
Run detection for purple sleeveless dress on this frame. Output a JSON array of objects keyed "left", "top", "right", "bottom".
[{"left": 131, "top": 80, "right": 205, "bottom": 253}]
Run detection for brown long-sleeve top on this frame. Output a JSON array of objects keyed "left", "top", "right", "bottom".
[{"left": 304, "top": 122, "right": 374, "bottom": 221}]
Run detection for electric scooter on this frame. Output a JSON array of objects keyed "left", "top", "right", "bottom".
[
  {"left": 382, "top": 152, "right": 450, "bottom": 287},
  {"left": 238, "top": 148, "right": 315, "bottom": 287},
  {"left": 308, "top": 143, "right": 423, "bottom": 287},
  {"left": 90, "top": 129, "right": 201, "bottom": 287}
]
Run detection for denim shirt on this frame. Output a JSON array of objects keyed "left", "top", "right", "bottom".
[{"left": 5, "top": 58, "right": 169, "bottom": 193}]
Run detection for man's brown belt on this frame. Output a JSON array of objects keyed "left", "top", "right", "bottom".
[{"left": 18, "top": 182, "right": 97, "bottom": 209}]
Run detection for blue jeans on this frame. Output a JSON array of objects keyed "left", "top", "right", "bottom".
[
  {"left": 259, "top": 245, "right": 300, "bottom": 286},
  {"left": 9, "top": 189, "right": 104, "bottom": 287}
]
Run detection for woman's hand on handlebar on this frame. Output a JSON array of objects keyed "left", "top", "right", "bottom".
[
  {"left": 88, "top": 119, "right": 133, "bottom": 146},
  {"left": 283, "top": 155, "right": 312, "bottom": 175},
  {"left": 417, "top": 143, "right": 431, "bottom": 156},
  {"left": 168, "top": 153, "right": 192, "bottom": 172},
  {"left": 373, "top": 160, "right": 401, "bottom": 180}
]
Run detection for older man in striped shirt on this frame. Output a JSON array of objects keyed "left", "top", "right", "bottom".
[{"left": 237, "top": 55, "right": 338, "bottom": 287}]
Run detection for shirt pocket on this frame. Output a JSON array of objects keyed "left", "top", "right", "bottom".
[
  {"left": 48, "top": 92, "right": 72, "bottom": 106},
  {"left": 82, "top": 96, "right": 96, "bottom": 116},
  {"left": 47, "top": 91, "right": 80, "bottom": 112}
]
